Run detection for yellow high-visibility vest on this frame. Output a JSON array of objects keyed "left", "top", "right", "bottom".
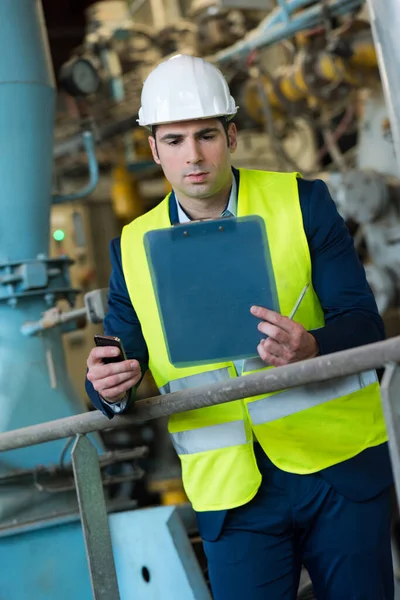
[{"left": 121, "top": 168, "right": 387, "bottom": 512}]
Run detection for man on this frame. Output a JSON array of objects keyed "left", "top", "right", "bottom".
[{"left": 86, "top": 55, "right": 394, "bottom": 599}]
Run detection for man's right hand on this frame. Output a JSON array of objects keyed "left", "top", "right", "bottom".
[{"left": 87, "top": 346, "right": 142, "bottom": 403}]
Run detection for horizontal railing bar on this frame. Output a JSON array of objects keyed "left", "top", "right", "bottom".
[{"left": 0, "top": 336, "right": 399, "bottom": 452}]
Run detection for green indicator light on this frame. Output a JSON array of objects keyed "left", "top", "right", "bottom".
[{"left": 53, "top": 229, "right": 65, "bottom": 242}]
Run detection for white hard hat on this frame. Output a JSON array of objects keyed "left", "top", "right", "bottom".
[{"left": 137, "top": 55, "right": 238, "bottom": 128}]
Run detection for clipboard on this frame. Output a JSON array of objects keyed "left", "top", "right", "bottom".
[{"left": 144, "top": 215, "right": 280, "bottom": 367}]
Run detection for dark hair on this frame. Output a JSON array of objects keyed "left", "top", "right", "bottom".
[
  {"left": 218, "top": 116, "right": 230, "bottom": 142},
  {"left": 151, "top": 116, "right": 231, "bottom": 145}
]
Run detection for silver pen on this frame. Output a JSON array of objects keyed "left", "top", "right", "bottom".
[{"left": 288, "top": 283, "right": 309, "bottom": 320}]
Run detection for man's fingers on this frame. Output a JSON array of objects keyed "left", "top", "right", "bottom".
[
  {"left": 251, "top": 306, "right": 294, "bottom": 333},
  {"left": 97, "top": 371, "right": 141, "bottom": 393},
  {"left": 87, "top": 359, "right": 140, "bottom": 382},
  {"left": 87, "top": 345, "right": 121, "bottom": 367},
  {"left": 251, "top": 305, "right": 281, "bottom": 322},
  {"left": 257, "top": 340, "right": 287, "bottom": 367},
  {"left": 263, "top": 338, "right": 294, "bottom": 362},
  {"left": 87, "top": 345, "right": 143, "bottom": 403},
  {"left": 100, "top": 377, "right": 139, "bottom": 401},
  {"left": 257, "top": 321, "right": 290, "bottom": 345}
]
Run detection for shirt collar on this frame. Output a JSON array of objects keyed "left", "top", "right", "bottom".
[{"left": 175, "top": 174, "right": 238, "bottom": 223}]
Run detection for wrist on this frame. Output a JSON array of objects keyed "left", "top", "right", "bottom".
[
  {"left": 100, "top": 391, "right": 127, "bottom": 404},
  {"left": 308, "top": 333, "right": 320, "bottom": 358}
]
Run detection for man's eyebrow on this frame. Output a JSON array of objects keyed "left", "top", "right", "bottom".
[
  {"left": 159, "top": 127, "right": 220, "bottom": 142},
  {"left": 195, "top": 127, "right": 220, "bottom": 136},
  {"left": 159, "top": 133, "right": 183, "bottom": 141}
]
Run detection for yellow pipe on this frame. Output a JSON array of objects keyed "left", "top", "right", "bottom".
[
  {"left": 349, "top": 40, "right": 378, "bottom": 69},
  {"left": 317, "top": 53, "right": 363, "bottom": 86},
  {"left": 242, "top": 38, "right": 379, "bottom": 124},
  {"left": 277, "top": 73, "right": 305, "bottom": 103},
  {"left": 111, "top": 165, "right": 144, "bottom": 221},
  {"left": 266, "top": 83, "right": 282, "bottom": 109},
  {"left": 242, "top": 76, "right": 282, "bottom": 124}
]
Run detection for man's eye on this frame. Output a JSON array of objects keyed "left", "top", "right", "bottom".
[
  {"left": 168, "top": 139, "right": 180, "bottom": 146},
  {"left": 202, "top": 135, "right": 215, "bottom": 141}
]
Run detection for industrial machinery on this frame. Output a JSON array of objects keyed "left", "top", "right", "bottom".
[
  {"left": 1, "top": 0, "right": 400, "bottom": 598},
  {"left": 52, "top": 0, "right": 400, "bottom": 332}
]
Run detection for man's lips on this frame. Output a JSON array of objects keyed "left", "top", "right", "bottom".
[{"left": 186, "top": 172, "right": 209, "bottom": 182}]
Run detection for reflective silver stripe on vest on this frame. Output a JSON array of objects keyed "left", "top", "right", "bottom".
[
  {"left": 170, "top": 420, "right": 248, "bottom": 455},
  {"left": 248, "top": 369, "right": 378, "bottom": 425},
  {"left": 243, "top": 356, "right": 267, "bottom": 373},
  {"left": 160, "top": 367, "right": 231, "bottom": 395}
]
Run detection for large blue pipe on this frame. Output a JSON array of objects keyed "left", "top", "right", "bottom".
[
  {"left": 0, "top": 0, "right": 102, "bottom": 471},
  {"left": 0, "top": 0, "right": 54, "bottom": 261}
]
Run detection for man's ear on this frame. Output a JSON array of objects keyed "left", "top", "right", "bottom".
[
  {"left": 148, "top": 136, "right": 161, "bottom": 165},
  {"left": 227, "top": 122, "right": 237, "bottom": 153}
]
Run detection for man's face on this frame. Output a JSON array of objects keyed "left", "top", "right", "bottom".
[{"left": 148, "top": 118, "right": 237, "bottom": 201}]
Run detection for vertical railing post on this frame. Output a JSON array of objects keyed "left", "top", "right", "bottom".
[
  {"left": 380, "top": 363, "right": 400, "bottom": 504},
  {"left": 366, "top": 0, "right": 400, "bottom": 171},
  {"left": 71, "top": 434, "right": 120, "bottom": 600}
]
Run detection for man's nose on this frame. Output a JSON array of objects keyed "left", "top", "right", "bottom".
[{"left": 186, "top": 138, "right": 203, "bottom": 164}]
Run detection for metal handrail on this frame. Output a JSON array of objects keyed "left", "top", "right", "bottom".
[
  {"left": 1, "top": 335, "right": 400, "bottom": 452},
  {"left": 4, "top": 335, "right": 400, "bottom": 600}
]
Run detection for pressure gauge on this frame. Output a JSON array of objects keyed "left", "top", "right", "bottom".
[{"left": 59, "top": 57, "right": 101, "bottom": 97}]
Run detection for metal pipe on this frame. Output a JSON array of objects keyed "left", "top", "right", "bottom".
[
  {"left": 53, "top": 115, "right": 138, "bottom": 159},
  {"left": 366, "top": 0, "right": 400, "bottom": 173},
  {"left": 277, "top": 0, "right": 291, "bottom": 24},
  {"left": 166, "top": 0, "right": 182, "bottom": 21},
  {"left": 52, "top": 131, "right": 99, "bottom": 203},
  {"left": 0, "top": 0, "right": 103, "bottom": 474},
  {"left": 21, "top": 306, "right": 87, "bottom": 337},
  {"left": 261, "top": 0, "right": 313, "bottom": 32},
  {"left": 0, "top": 0, "right": 55, "bottom": 262},
  {"left": 128, "top": 0, "right": 148, "bottom": 16},
  {"left": 211, "top": 0, "right": 363, "bottom": 65},
  {"left": 0, "top": 336, "right": 399, "bottom": 452},
  {"left": 149, "top": 0, "right": 167, "bottom": 29}
]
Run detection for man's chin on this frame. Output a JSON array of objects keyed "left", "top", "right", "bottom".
[{"left": 184, "top": 183, "right": 214, "bottom": 199}]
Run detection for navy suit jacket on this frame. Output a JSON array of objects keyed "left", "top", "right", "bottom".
[{"left": 86, "top": 172, "right": 393, "bottom": 541}]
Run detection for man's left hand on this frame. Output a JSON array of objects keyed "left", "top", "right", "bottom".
[{"left": 250, "top": 306, "right": 319, "bottom": 367}]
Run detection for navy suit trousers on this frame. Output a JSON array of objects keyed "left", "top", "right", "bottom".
[{"left": 202, "top": 444, "right": 394, "bottom": 600}]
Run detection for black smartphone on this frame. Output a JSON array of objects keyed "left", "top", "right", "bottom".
[{"left": 94, "top": 334, "right": 128, "bottom": 364}]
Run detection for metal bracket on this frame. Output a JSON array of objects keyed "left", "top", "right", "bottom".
[{"left": 0, "top": 256, "right": 78, "bottom": 305}]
